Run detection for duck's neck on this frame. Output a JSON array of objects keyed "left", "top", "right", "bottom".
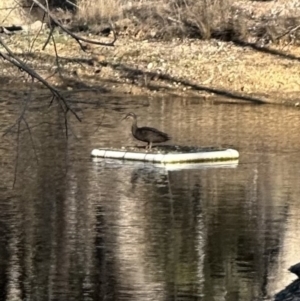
[{"left": 131, "top": 118, "right": 138, "bottom": 135}]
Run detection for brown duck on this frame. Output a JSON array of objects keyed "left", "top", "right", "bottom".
[{"left": 123, "top": 112, "right": 171, "bottom": 150}]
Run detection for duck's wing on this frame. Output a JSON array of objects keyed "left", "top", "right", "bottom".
[{"left": 139, "top": 126, "right": 171, "bottom": 141}]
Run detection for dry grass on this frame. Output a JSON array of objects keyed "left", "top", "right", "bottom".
[
  {"left": 1, "top": 0, "right": 300, "bottom": 44},
  {"left": 73, "top": 0, "right": 300, "bottom": 43},
  {"left": 0, "top": 0, "right": 29, "bottom": 25},
  {"left": 76, "top": 0, "right": 123, "bottom": 23},
  {"left": 167, "top": 0, "right": 233, "bottom": 39}
]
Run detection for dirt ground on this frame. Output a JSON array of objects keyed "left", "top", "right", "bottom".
[
  {"left": 1, "top": 28, "right": 300, "bottom": 106},
  {"left": 1, "top": 0, "right": 300, "bottom": 105}
]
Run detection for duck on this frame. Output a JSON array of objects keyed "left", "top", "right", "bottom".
[{"left": 123, "top": 112, "right": 171, "bottom": 150}]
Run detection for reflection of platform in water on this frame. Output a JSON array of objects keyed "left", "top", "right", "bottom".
[
  {"left": 92, "top": 157, "right": 239, "bottom": 170},
  {"left": 91, "top": 146, "right": 239, "bottom": 164}
]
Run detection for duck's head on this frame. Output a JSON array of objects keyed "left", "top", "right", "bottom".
[{"left": 122, "top": 112, "right": 137, "bottom": 120}]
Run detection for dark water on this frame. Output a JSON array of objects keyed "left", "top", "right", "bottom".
[{"left": 0, "top": 92, "right": 300, "bottom": 301}]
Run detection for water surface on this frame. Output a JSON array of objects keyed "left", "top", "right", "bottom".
[{"left": 0, "top": 92, "right": 300, "bottom": 301}]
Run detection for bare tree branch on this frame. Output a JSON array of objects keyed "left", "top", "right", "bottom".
[
  {"left": 0, "top": 0, "right": 117, "bottom": 149},
  {"left": 0, "top": 36, "right": 81, "bottom": 122},
  {"left": 31, "top": 0, "right": 117, "bottom": 51}
]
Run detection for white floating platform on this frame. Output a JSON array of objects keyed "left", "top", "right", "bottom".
[
  {"left": 91, "top": 147, "right": 239, "bottom": 164},
  {"left": 91, "top": 158, "right": 239, "bottom": 170}
]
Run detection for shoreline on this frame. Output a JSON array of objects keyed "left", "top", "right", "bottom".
[{"left": 1, "top": 33, "right": 300, "bottom": 106}]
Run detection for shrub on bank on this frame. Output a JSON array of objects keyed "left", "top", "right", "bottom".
[
  {"left": 1, "top": 0, "right": 300, "bottom": 44},
  {"left": 74, "top": 0, "right": 300, "bottom": 44}
]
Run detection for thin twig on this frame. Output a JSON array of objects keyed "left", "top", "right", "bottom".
[
  {"left": 22, "top": 79, "right": 39, "bottom": 164},
  {"left": 42, "top": 25, "right": 54, "bottom": 50},
  {"left": 0, "top": 5, "right": 37, "bottom": 10},
  {"left": 1, "top": 122, "right": 58, "bottom": 134},
  {"left": 64, "top": 111, "right": 68, "bottom": 138},
  {"left": 3, "top": 82, "right": 31, "bottom": 137},
  {"left": 23, "top": 116, "right": 39, "bottom": 164},
  {"left": 94, "top": 107, "right": 106, "bottom": 134},
  {"left": 42, "top": 0, "right": 53, "bottom": 51},
  {"left": 28, "top": 12, "right": 46, "bottom": 54},
  {"left": 0, "top": 36, "right": 81, "bottom": 121},
  {"left": 32, "top": 0, "right": 117, "bottom": 51},
  {"left": 11, "top": 78, "right": 35, "bottom": 188},
  {"left": 66, "top": 0, "right": 79, "bottom": 9},
  {"left": 44, "top": 69, "right": 59, "bottom": 81},
  {"left": 13, "top": 120, "right": 21, "bottom": 189},
  {"left": 167, "top": 16, "right": 183, "bottom": 25},
  {"left": 1, "top": 1, "right": 19, "bottom": 24},
  {"left": 51, "top": 33, "right": 63, "bottom": 77},
  {"left": 275, "top": 24, "right": 300, "bottom": 41}
]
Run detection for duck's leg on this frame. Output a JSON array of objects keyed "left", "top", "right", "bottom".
[
  {"left": 145, "top": 142, "right": 149, "bottom": 150},
  {"left": 149, "top": 142, "right": 152, "bottom": 150}
]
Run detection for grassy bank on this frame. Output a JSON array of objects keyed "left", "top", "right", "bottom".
[
  {"left": 2, "top": 29, "right": 300, "bottom": 105},
  {"left": 74, "top": 0, "right": 300, "bottom": 44},
  {"left": 1, "top": 1, "right": 300, "bottom": 105},
  {"left": 2, "top": 0, "right": 300, "bottom": 44}
]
